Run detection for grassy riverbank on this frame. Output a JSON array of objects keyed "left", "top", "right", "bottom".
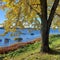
[{"left": 0, "top": 35, "right": 60, "bottom": 60}]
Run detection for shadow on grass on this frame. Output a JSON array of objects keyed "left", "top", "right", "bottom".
[
  {"left": 39, "top": 48, "right": 60, "bottom": 55},
  {"left": 0, "top": 56, "right": 5, "bottom": 60},
  {"left": 46, "top": 49, "right": 60, "bottom": 55}
]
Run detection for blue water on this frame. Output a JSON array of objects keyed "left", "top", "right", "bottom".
[{"left": 0, "top": 28, "right": 60, "bottom": 47}]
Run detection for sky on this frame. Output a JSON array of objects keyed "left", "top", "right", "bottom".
[{"left": 0, "top": 10, "right": 6, "bottom": 24}]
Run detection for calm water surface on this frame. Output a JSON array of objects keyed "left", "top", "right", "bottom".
[{"left": 0, "top": 28, "right": 60, "bottom": 47}]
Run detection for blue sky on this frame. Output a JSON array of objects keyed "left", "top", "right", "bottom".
[{"left": 0, "top": 10, "right": 6, "bottom": 24}]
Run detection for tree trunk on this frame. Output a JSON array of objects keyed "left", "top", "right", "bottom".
[
  {"left": 41, "top": 23, "right": 50, "bottom": 53},
  {"left": 40, "top": 0, "right": 50, "bottom": 53},
  {"left": 40, "top": 0, "right": 59, "bottom": 53}
]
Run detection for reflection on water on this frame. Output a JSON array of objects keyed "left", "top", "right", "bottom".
[
  {"left": 0, "top": 28, "right": 40, "bottom": 47},
  {"left": 4, "top": 38, "right": 10, "bottom": 43},
  {"left": 0, "top": 28, "right": 60, "bottom": 47}
]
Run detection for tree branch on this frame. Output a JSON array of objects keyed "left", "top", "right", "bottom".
[
  {"left": 48, "top": 0, "right": 59, "bottom": 27},
  {"left": 48, "top": 10, "right": 60, "bottom": 17},
  {"left": 27, "top": 1, "right": 41, "bottom": 17}
]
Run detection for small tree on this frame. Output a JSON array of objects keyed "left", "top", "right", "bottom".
[{"left": 2, "top": 0, "right": 60, "bottom": 53}]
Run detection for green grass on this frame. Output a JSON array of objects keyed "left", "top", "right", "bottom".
[{"left": 1, "top": 35, "right": 60, "bottom": 60}]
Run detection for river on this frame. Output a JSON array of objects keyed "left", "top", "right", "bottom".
[{"left": 0, "top": 28, "right": 60, "bottom": 47}]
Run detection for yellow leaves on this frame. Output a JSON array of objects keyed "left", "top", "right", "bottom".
[
  {"left": 3, "top": 0, "right": 15, "bottom": 3},
  {"left": 13, "top": 7, "right": 19, "bottom": 14},
  {"left": 37, "top": 5, "right": 41, "bottom": 13},
  {"left": 4, "top": 20, "right": 16, "bottom": 32},
  {"left": 17, "top": 21, "right": 24, "bottom": 29},
  {"left": 4, "top": 20, "right": 12, "bottom": 26},
  {"left": 29, "top": 11, "right": 36, "bottom": 19},
  {"left": 3, "top": 0, "right": 41, "bottom": 19},
  {"left": 6, "top": 9, "right": 17, "bottom": 20},
  {"left": 1, "top": 0, "right": 60, "bottom": 32},
  {"left": 3, "top": 0, "right": 9, "bottom": 2},
  {"left": 6, "top": 3, "right": 10, "bottom": 7},
  {"left": 17, "top": 21, "right": 22, "bottom": 26},
  {"left": 56, "top": 6, "right": 60, "bottom": 14},
  {"left": 31, "top": 11, "right": 36, "bottom": 17},
  {"left": 3, "top": 0, "right": 16, "bottom": 9},
  {"left": 21, "top": 0, "right": 27, "bottom": 4},
  {"left": 10, "top": 27, "right": 16, "bottom": 32},
  {"left": 4, "top": 20, "right": 12, "bottom": 31},
  {"left": 56, "top": 20, "right": 60, "bottom": 26},
  {"left": 29, "top": 0, "right": 40, "bottom": 5}
]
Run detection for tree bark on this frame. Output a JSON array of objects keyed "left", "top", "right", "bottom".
[
  {"left": 48, "top": 0, "right": 59, "bottom": 28},
  {"left": 40, "top": 0, "right": 59, "bottom": 53},
  {"left": 40, "top": 0, "right": 50, "bottom": 53},
  {"left": 41, "top": 23, "right": 50, "bottom": 53}
]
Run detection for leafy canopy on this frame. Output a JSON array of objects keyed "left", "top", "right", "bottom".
[{"left": 1, "top": 0, "right": 60, "bottom": 32}]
